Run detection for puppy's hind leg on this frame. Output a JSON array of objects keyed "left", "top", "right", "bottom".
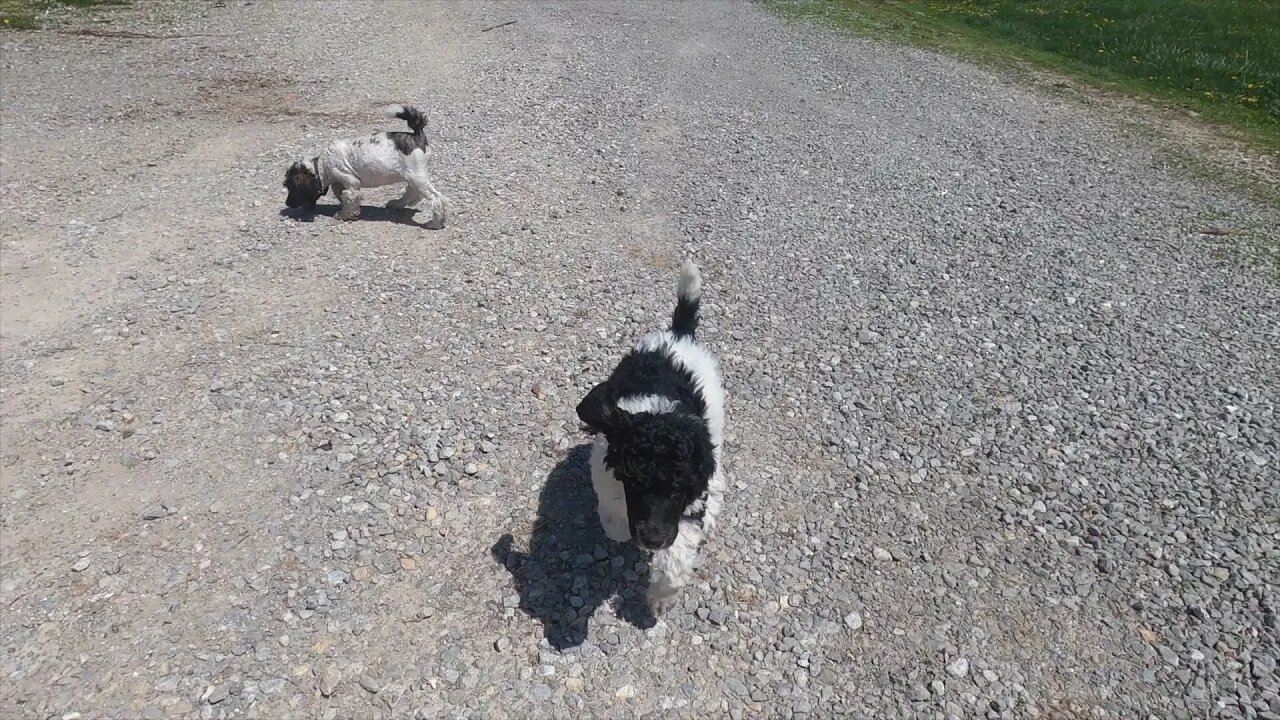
[{"left": 386, "top": 183, "right": 423, "bottom": 210}]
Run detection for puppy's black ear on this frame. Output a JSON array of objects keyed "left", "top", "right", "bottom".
[{"left": 576, "top": 382, "right": 617, "bottom": 434}]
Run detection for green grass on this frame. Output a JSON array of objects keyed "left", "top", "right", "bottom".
[
  {"left": 777, "top": 0, "right": 1280, "bottom": 151},
  {"left": 1, "top": 0, "right": 122, "bottom": 29}
]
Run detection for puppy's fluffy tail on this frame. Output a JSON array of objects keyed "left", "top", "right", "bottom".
[
  {"left": 385, "top": 104, "right": 427, "bottom": 135},
  {"left": 671, "top": 260, "right": 702, "bottom": 339}
]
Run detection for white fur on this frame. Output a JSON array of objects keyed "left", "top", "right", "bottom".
[
  {"left": 590, "top": 434, "right": 631, "bottom": 543},
  {"left": 647, "top": 515, "right": 708, "bottom": 609},
  {"left": 677, "top": 260, "right": 702, "bottom": 302},
  {"left": 616, "top": 394, "right": 681, "bottom": 415},
  {"left": 304, "top": 126, "right": 448, "bottom": 228}
]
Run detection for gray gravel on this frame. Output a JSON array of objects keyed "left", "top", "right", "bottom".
[{"left": 2, "top": 2, "right": 1278, "bottom": 719}]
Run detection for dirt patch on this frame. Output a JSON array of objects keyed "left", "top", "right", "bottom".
[
  {"left": 1031, "top": 68, "right": 1280, "bottom": 203},
  {"left": 193, "top": 69, "right": 305, "bottom": 123}
]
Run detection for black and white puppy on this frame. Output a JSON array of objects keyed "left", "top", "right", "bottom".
[
  {"left": 283, "top": 104, "right": 449, "bottom": 228},
  {"left": 576, "top": 261, "right": 725, "bottom": 611}
]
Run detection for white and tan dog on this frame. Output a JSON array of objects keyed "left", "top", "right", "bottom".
[{"left": 283, "top": 104, "right": 448, "bottom": 228}]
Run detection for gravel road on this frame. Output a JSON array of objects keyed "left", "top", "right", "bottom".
[{"left": 2, "top": 2, "right": 1277, "bottom": 719}]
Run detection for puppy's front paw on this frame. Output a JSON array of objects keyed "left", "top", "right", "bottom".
[
  {"left": 647, "top": 583, "right": 679, "bottom": 614},
  {"left": 423, "top": 217, "right": 446, "bottom": 230},
  {"left": 335, "top": 209, "right": 361, "bottom": 222}
]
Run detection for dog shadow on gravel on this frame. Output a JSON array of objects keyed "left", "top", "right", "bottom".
[
  {"left": 492, "top": 443, "right": 655, "bottom": 650},
  {"left": 278, "top": 205, "right": 433, "bottom": 228}
]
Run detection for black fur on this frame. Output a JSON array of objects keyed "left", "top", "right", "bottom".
[
  {"left": 283, "top": 157, "right": 327, "bottom": 209},
  {"left": 388, "top": 105, "right": 429, "bottom": 156},
  {"left": 671, "top": 293, "right": 699, "bottom": 339},
  {"left": 609, "top": 412, "right": 714, "bottom": 549},
  {"left": 577, "top": 347, "right": 715, "bottom": 550},
  {"left": 578, "top": 350, "right": 707, "bottom": 427},
  {"left": 394, "top": 104, "right": 428, "bottom": 134}
]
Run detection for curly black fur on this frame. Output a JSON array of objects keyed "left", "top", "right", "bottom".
[
  {"left": 283, "top": 158, "right": 327, "bottom": 209},
  {"left": 577, "top": 348, "right": 716, "bottom": 549},
  {"left": 607, "top": 412, "right": 714, "bottom": 548}
]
